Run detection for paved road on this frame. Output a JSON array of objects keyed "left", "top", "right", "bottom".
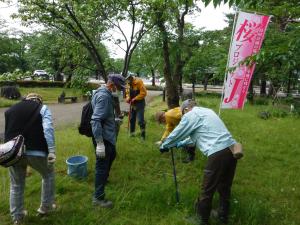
[{"left": 0, "top": 90, "right": 162, "bottom": 136}]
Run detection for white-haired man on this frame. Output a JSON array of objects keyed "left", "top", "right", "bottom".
[{"left": 160, "top": 99, "right": 238, "bottom": 225}]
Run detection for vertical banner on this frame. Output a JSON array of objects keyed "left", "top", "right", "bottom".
[{"left": 221, "top": 11, "right": 270, "bottom": 109}]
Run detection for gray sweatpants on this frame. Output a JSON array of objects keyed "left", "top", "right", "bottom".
[{"left": 9, "top": 156, "right": 55, "bottom": 221}]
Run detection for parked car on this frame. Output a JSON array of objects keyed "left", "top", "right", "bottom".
[{"left": 33, "top": 70, "right": 49, "bottom": 80}]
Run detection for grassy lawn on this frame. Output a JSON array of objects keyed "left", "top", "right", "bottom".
[
  {"left": 1, "top": 95, "right": 300, "bottom": 225},
  {"left": 0, "top": 88, "right": 82, "bottom": 107}
]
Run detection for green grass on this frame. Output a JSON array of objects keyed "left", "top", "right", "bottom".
[
  {"left": 1, "top": 95, "right": 300, "bottom": 225},
  {"left": 0, "top": 88, "right": 82, "bottom": 107}
]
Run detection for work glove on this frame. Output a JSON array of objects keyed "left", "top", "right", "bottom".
[
  {"left": 155, "top": 141, "right": 162, "bottom": 146},
  {"left": 115, "top": 117, "right": 123, "bottom": 125},
  {"left": 96, "top": 141, "right": 105, "bottom": 158},
  {"left": 47, "top": 153, "right": 56, "bottom": 164},
  {"left": 159, "top": 145, "right": 169, "bottom": 153}
]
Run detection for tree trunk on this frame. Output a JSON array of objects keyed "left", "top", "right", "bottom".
[
  {"left": 166, "top": 82, "right": 180, "bottom": 108},
  {"left": 247, "top": 79, "right": 254, "bottom": 104},
  {"left": 203, "top": 74, "right": 209, "bottom": 91},
  {"left": 287, "top": 71, "right": 292, "bottom": 96},
  {"left": 192, "top": 81, "right": 195, "bottom": 97},
  {"left": 157, "top": 14, "right": 179, "bottom": 108},
  {"left": 260, "top": 74, "right": 266, "bottom": 96},
  {"left": 151, "top": 69, "right": 155, "bottom": 86}
]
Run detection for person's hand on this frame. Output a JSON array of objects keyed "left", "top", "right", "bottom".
[
  {"left": 126, "top": 99, "right": 131, "bottom": 104},
  {"left": 130, "top": 98, "right": 136, "bottom": 104},
  {"left": 155, "top": 141, "right": 162, "bottom": 146},
  {"left": 115, "top": 117, "right": 123, "bottom": 125},
  {"left": 159, "top": 146, "right": 169, "bottom": 153},
  {"left": 96, "top": 141, "right": 105, "bottom": 158},
  {"left": 47, "top": 153, "right": 56, "bottom": 164}
]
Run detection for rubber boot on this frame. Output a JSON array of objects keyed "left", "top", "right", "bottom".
[
  {"left": 195, "top": 198, "right": 211, "bottom": 225},
  {"left": 140, "top": 123, "right": 146, "bottom": 140}
]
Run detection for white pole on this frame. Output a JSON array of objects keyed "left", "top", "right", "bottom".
[{"left": 218, "top": 10, "right": 239, "bottom": 116}]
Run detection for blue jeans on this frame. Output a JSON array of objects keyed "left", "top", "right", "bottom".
[
  {"left": 92, "top": 139, "right": 116, "bottom": 200},
  {"left": 9, "top": 156, "right": 55, "bottom": 221},
  {"left": 130, "top": 102, "right": 145, "bottom": 134}
]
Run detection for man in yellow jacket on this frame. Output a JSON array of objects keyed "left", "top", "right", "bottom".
[
  {"left": 126, "top": 74, "right": 147, "bottom": 140},
  {"left": 155, "top": 107, "right": 195, "bottom": 163}
]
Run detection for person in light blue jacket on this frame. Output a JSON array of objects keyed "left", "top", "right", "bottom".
[{"left": 160, "top": 99, "right": 237, "bottom": 225}]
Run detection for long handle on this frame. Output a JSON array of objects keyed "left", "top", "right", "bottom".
[
  {"left": 170, "top": 148, "right": 180, "bottom": 203},
  {"left": 127, "top": 103, "right": 132, "bottom": 133}
]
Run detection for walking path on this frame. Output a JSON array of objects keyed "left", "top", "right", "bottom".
[{"left": 0, "top": 90, "right": 162, "bottom": 137}]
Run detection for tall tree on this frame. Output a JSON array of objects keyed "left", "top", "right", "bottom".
[
  {"left": 100, "top": 0, "right": 152, "bottom": 77},
  {"left": 14, "top": 0, "right": 109, "bottom": 80},
  {"left": 240, "top": 0, "right": 300, "bottom": 96},
  {"left": 130, "top": 32, "right": 163, "bottom": 86},
  {"left": 146, "top": 0, "right": 247, "bottom": 108}
]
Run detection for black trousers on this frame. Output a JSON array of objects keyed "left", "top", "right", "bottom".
[{"left": 195, "top": 148, "right": 237, "bottom": 223}]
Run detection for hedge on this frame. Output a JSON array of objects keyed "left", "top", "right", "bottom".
[
  {"left": 0, "top": 80, "right": 65, "bottom": 88},
  {"left": 144, "top": 85, "right": 164, "bottom": 91}
]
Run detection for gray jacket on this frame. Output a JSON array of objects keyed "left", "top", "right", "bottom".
[{"left": 91, "top": 87, "right": 116, "bottom": 145}]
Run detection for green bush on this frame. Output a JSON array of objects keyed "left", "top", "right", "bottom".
[
  {"left": 195, "top": 92, "right": 221, "bottom": 98},
  {"left": 145, "top": 85, "right": 164, "bottom": 91},
  {"left": 0, "top": 80, "right": 65, "bottom": 88},
  {"left": 254, "top": 97, "right": 269, "bottom": 105},
  {"left": 258, "top": 107, "right": 289, "bottom": 119}
]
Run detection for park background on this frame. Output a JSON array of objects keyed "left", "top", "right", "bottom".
[{"left": 1, "top": 0, "right": 300, "bottom": 224}]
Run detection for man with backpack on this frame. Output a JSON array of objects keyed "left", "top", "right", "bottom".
[
  {"left": 90, "top": 74, "right": 125, "bottom": 208},
  {"left": 4, "top": 93, "right": 56, "bottom": 224}
]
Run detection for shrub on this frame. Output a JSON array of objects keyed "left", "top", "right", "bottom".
[
  {"left": 254, "top": 97, "right": 269, "bottom": 105},
  {"left": 258, "top": 111, "right": 271, "bottom": 120},
  {"left": 0, "top": 80, "right": 65, "bottom": 88},
  {"left": 258, "top": 107, "right": 289, "bottom": 119},
  {"left": 145, "top": 85, "right": 164, "bottom": 91}
]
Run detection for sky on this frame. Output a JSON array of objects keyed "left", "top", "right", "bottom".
[{"left": 0, "top": 1, "right": 233, "bottom": 58}]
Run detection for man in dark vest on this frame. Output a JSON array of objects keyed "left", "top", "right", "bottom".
[
  {"left": 5, "top": 93, "right": 56, "bottom": 224},
  {"left": 125, "top": 74, "right": 147, "bottom": 139}
]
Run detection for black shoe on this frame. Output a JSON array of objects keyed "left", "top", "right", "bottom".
[
  {"left": 141, "top": 131, "right": 145, "bottom": 140},
  {"left": 211, "top": 209, "right": 228, "bottom": 224},
  {"left": 182, "top": 156, "right": 194, "bottom": 163}
]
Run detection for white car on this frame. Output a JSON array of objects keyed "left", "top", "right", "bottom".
[{"left": 33, "top": 70, "right": 49, "bottom": 80}]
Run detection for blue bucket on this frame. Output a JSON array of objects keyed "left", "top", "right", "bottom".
[{"left": 66, "top": 155, "right": 88, "bottom": 178}]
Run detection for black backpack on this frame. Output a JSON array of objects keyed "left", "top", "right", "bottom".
[{"left": 78, "top": 101, "right": 93, "bottom": 137}]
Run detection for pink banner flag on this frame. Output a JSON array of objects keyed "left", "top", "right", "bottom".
[{"left": 221, "top": 11, "right": 270, "bottom": 109}]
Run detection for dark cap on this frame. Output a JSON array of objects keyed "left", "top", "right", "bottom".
[
  {"left": 108, "top": 74, "right": 126, "bottom": 89},
  {"left": 181, "top": 99, "right": 196, "bottom": 113}
]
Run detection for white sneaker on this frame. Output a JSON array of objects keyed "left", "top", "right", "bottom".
[{"left": 37, "top": 203, "right": 57, "bottom": 215}]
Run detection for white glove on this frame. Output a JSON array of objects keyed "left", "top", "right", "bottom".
[
  {"left": 96, "top": 141, "right": 105, "bottom": 158},
  {"left": 155, "top": 141, "right": 162, "bottom": 146},
  {"left": 48, "top": 153, "right": 56, "bottom": 164},
  {"left": 115, "top": 117, "right": 123, "bottom": 125}
]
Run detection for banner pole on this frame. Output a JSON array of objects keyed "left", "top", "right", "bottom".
[{"left": 218, "top": 11, "right": 239, "bottom": 116}]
